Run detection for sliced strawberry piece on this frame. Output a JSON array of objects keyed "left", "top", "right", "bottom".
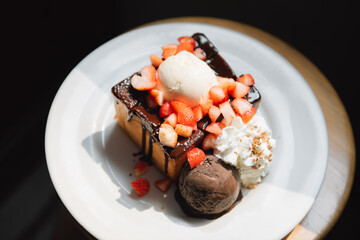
[
  {"left": 175, "top": 124, "right": 193, "bottom": 137},
  {"left": 150, "top": 55, "right": 163, "bottom": 67},
  {"left": 162, "top": 44, "right": 178, "bottom": 59},
  {"left": 159, "top": 124, "right": 178, "bottom": 148},
  {"left": 217, "top": 76, "right": 236, "bottom": 93},
  {"left": 155, "top": 68, "right": 161, "bottom": 84},
  {"left": 163, "top": 113, "right": 177, "bottom": 127},
  {"left": 178, "top": 36, "right": 196, "bottom": 49},
  {"left": 202, "top": 133, "right": 217, "bottom": 151},
  {"left": 193, "top": 48, "right": 206, "bottom": 60},
  {"left": 131, "top": 65, "right": 157, "bottom": 91},
  {"left": 219, "top": 101, "right": 236, "bottom": 126},
  {"left": 170, "top": 100, "right": 187, "bottom": 113},
  {"left": 192, "top": 105, "right": 203, "bottom": 121},
  {"left": 199, "top": 97, "right": 213, "bottom": 115},
  {"left": 177, "top": 107, "right": 196, "bottom": 127},
  {"left": 149, "top": 89, "right": 164, "bottom": 106},
  {"left": 232, "top": 98, "right": 253, "bottom": 115},
  {"left": 205, "top": 122, "right": 223, "bottom": 136},
  {"left": 217, "top": 122, "right": 226, "bottom": 129},
  {"left": 177, "top": 41, "right": 194, "bottom": 53},
  {"left": 231, "top": 82, "right": 250, "bottom": 98},
  {"left": 155, "top": 178, "right": 172, "bottom": 193},
  {"left": 187, "top": 147, "right": 206, "bottom": 169},
  {"left": 146, "top": 94, "right": 158, "bottom": 109},
  {"left": 209, "top": 85, "right": 226, "bottom": 105},
  {"left": 208, "top": 105, "right": 221, "bottom": 122},
  {"left": 134, "top": 160, "right": 149, "bottom": 177},
  {"left": 240, "top": 106, "right": 256, "bottom": 124},
  {"left": 237, "top": 74, "right": 255, "bottom": 86},
  {"left": 130, "top": 178, "right": 150, "bottom": 197},
  {"left": 159, "top": 101, "right": 174, "bottom": 118}
]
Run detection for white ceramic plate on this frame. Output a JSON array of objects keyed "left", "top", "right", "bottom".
[{"left": 45, "top": 23, "right": 328, "bottom": 240}]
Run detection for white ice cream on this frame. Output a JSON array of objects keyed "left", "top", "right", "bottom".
[
  {"left": 214, "top": 116, "right": 276, "bottom": 187},
  {"left": 158, "top": 51, "right": 218, "bottom": 106}
]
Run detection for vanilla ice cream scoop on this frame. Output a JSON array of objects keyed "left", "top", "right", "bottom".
[{"left": 158, "top": 51, "right": 218, "bottom": 106}]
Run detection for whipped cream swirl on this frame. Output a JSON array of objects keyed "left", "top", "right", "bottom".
[{"left": 214, "top": 116, "right": 276, "bottom": 187}]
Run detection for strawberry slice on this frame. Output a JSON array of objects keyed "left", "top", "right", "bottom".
[
  {"left": 178, "top": 36, "right": 196, "bottom": 49},
  {"left": 175, "top": 124, "right": 193, "bottom": 137},
  {"left": 163, "top": 113, "right": 177, "bottom": 127},
  {"left": 192, "top": 105, "right": 203, "bottom": 121},
  {"left": 199, "top": 97, "right": 213, "bottom": 115},
  {"left": 150, "top": 55, "right": 163, "bottom": 67},
  {"left": 131, "top": 178, "right": 150, "bottom": 197},
  {"left": 134, "top": 160, "right": 149, "bottom": 177},
  {"left": 155, "top": 178, "right": 172, "bottom": 193},
  {"left": 187, "top": 147, "right": 206, "bottom": 169},
  {"left": 159, "top": 124, "right": 178, "bottom": 148},
  {"left": 170, "top": 100, "right": 187, "bottom": 113},
  {"left": 208, "top": 105, "right": 221, "bottom": 122},
  {"left": 202, "top": 133, "right": 217, "bottom": 151},
  {"left": 237, "top": 74, "right": 255, "bottom": 86},
  {"left": 231, "top": 82, "right": 250, "bottom": 98},
  {"left": 177, "top": 41, "right": 195, "bottom": 53},
  {"left": 209, "top": 86, "right": 226, "bottom": 105},
  {"left": 149, "top": 89, "right": 164, "bottom": 106},
  {"left": 193, "top": 48, "right": 206, "bottom": 60},
  {"left": 162, "top": 44, "right": 178, "bottom": 59},
  {"left": 219, "top": 101, "right": 236, "bottom": 126},
  {"left": 159, "top": 101, "right": 174, "bottom": 118},
  {"left": 131, "top": 65, "right": 157, "bottom": 91},
  {"left": 170, "top": 101, "right": 196, "bottom": 127},
  {"left": 217, "top": 76, "right": 237, "bottom": 93},
  {"left": 232, "top": 98, "right": 256, "bottom": 124},
  {"left": 205, "top": 122, "right": 223, "bottom": 136}
]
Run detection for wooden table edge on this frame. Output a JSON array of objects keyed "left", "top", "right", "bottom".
[{"left": 138, "top": 16, "right": 356, "bottom": 239}]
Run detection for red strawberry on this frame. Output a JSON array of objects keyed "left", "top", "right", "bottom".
[
  {"left": 202, "top": 133, "right": 217, "bottom": 151},
  {"left": 193, "top": 48, "right": 206, "bottom": 60},
  {"left": 199, "top": 97, "right": 213, "bottom": 115},
  {"left": 177, "top": 41, "right": 194, "bottom": 53},
  {"left": 134, "top": 160, "right": 149, "bottom": 177},
  {"left": 209, "top": 86, "right": 226, "bottom": 105},
  {"left": 131, "top": 178, "right": 150, "bottom": 197},
  {"left": 192, "top": 105, "right": 203, "bottom": 121},
  {"left": 149, "top": 89, "right": 164, "bottom": 106},
  {"left": 232, "top": 98, "right": 253, "bottom": 115},
  {"left": 170, "top": 101, "right": 196, "bottom": 127},
  {"left": 170, "top": 100, "right": 187, "bottom": 113},
  {"left": 231, "top": 82, "right": 250, "bottom": 98},
  {"left": 159, "top": 101, "right": 174, "bottom": 118},
  {"left": 237, "top": 74, "right": 255, "bottom": 86},
  {"left": 175, "top": 124, "right": 193, "bottom": 137},
  {"left": 232, "top": 98, "right": 256, "bottom": 124},
  {"left": 150, "top": 55, "right": 163, "bottom": 67},
  {"left": 187, "top": 147, "right": 206, "bottom": 169},
  {"left": 205, "top": 122, "right": 223, "bottom": 136},
  {"left": 155, "top": 178, "right": 172, "bottom": 193},
  {"left": 131, "top": 65, "right": 157, "bottom": 91},
  {"left": 163, "top": 113, "right": 177, "bottom": 127},
  {"left": 177, "top": 36, "right": 196, "bottom": 49},
  {"left": 217, "top": 76, "right": 236, "bottom": 93},
  {"left": 208, "top": 105, "right": 221, "bottom": 122},
  {"left": 162, "top": 44, "right": 178, "bottom": 59},
  {"left": 219, "top": 101, "right": 236, "bottom": 126}
]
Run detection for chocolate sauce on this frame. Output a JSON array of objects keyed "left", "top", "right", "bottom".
[{"left": 246, "top": 86, "right": 261, "bottom": 109}]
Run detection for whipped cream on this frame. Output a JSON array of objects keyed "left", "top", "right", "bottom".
[
  {"left": 158, "top": 51, "right": 217, "bottom": 106},
  {"left": 214, "top": 116, "right": 276, "bottom": 187}
]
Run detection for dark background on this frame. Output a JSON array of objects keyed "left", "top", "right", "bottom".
[{"left": 1, "top": 0, "right": 359, "bottom": 239}]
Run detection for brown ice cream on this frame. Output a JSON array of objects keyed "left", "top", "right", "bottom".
[{"left": 176, "top": 155, "right": 242, "bottom": 219}]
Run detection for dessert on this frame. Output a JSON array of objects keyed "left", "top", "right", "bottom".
[{"left": 112, "top": 33, "right": 275, "bottom": 217}]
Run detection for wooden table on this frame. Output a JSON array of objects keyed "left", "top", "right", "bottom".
[{"left": 55, "top": 17, "right": 356, "bottom": 240}]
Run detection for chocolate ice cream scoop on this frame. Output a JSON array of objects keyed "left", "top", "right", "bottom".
[{"left": 176, "top": 155, "right": 242, "bottom": 219}]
